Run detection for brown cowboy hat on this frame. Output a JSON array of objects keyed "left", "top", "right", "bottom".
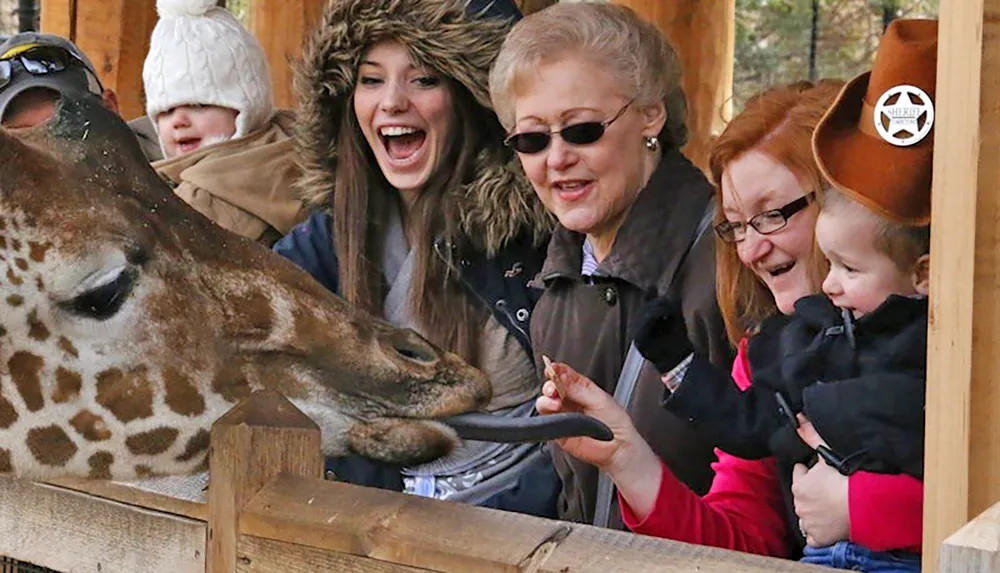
[{"left": 812, "top": 18, "right": 938, "bottom": 225}]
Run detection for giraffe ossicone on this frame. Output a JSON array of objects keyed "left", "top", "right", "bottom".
[{"left": 0, "top": 96, "right": 508, "bottom": 482}]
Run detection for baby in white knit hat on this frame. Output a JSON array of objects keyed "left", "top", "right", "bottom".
[{"left": 141, "top": 0, "right": 306, "bottom": 246}]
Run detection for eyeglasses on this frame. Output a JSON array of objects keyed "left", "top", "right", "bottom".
[
  {"left": 714, "top": 192, "right": 815, "bottom": 243},
  {"left": 0, "top": 46, "right": 104, "bottom": 93},
  {"left": 504, "top": 98, "right": 635, "bottom": 154}
]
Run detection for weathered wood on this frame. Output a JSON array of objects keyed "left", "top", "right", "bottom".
[
  {"left": 39, "top": 0, "right": 75, "bottom": 40},
  {"left": 924, "top": 1, "right": 1000, "bottom": 571},
  {"left": 238, "top": 536, "right": 433, "bottom": 573},
  {"left": 47, "top": 475, "right": 208, "bottom": 521},
  {"left": 610, "top": 0, "right": 734, "bottom": 172},
  {"left": 0, "top": 478, "right": 205, "bottom": 573},
  {"left": 208, "top": 390, "right": 322, "bottom": 573},
  {"left": 939, "top": 502, "right": 1000, "bottom": 573},
  {"left": 247, "top": 0, "right": 324, "bottom": 110},
  {"left": 71, "top": 0, "right": 157, "bottom": 120},
  {"left": 240, "top": 474, "right": 828, "bottom": 573}
]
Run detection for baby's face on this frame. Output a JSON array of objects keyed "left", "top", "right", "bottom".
[
  {"left": 815, "top": 207, "right": 918, "bottom": 318},
  {"left": 156, "top": 104, "right": 238, "bottom": 158}
]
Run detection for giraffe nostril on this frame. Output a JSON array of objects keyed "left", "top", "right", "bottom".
[
  {"left": 396, "top": 345, "right": 434, "bottom": 363},
  {"left": 387, "top": 330, "right": 438, "bottom": 364}
]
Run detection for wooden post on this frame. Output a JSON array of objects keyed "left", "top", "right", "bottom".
[
  {"left": 939, "top": 502, "right": 1000, "bottom": 573},
  {"left": 611, "top": 0, "right": 735, "bottom": 172},
  {"left": 39, "top": 0, "right": 75, "bottom": 40},
  {"left": 207, "top": 390, "right": 322, "bottom": 573},
  {"left": 39, "top": 0, "right": 157, "bottom": 121},
  {"left": 247, "top": 0, "right": 325, "bottom": 110},
  {"left": 924, "top": 1, "right": 1000, "bottom": 571}
]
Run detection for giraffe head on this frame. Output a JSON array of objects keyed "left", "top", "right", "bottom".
[{"left": 0, "top": 95, "right": 495, "bottom": 480}]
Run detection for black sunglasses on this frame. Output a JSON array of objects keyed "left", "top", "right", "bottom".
[
  {"left": 0, "top": 46, "right": 103, "bottom": 93},
  {"left": 714, "top": 192, "right": 815, "bottom": 243},
  {"left": 504, "top": 98, "right": 635, "bottom": 154}
]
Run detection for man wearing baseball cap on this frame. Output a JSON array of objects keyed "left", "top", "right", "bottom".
[{"left": 0, "top": 32, "right": 162, "bottom": 160}]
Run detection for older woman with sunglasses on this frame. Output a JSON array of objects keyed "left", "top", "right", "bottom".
[
  {"left": 489, "top": 3, "right": 732, "bottom": 528},
  {"left": 534, "top": 79, "right": 925, "bottom": 560}
]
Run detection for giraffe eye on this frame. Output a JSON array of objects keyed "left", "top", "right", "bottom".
[{"left": 62, "top": 267, "right": 138, "bottom": 321}]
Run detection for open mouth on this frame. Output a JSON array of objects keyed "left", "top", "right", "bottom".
[
  {"left": 768, "top": 262, "right": 795, "bottom": 278},
  {"left": 177, "top": 137, "right": 202, "bottom": 153},
  {"left": 379, "top": 126, "right": 426, "bottom": 164},
  {"left": 553, "top": 179, "right": 594, "bottom": 202}
]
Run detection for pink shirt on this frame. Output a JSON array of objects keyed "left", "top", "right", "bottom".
[{"left": 619, "top": 338, "right": 923, "bottom": 555}]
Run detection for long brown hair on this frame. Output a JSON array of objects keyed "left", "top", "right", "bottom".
[
  {"left": 333, "top": 76, "right": 504, "bottom": 366},
  {"left": 708, "top": 80, "right": 843, "bottom": 345}
]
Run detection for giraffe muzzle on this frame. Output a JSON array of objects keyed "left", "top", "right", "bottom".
[{"left": 441, "top": 412, "right": 613, "bottom": 443}]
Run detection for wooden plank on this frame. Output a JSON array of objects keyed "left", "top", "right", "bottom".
[
  {"left": 924, "top": 1, "right": 1000, "bottom": 571},
  {"left": 72, "top": 0, "right": 157, "bottom": 120},
  {"left": 247, "top": 0, "right": 325, "bottom": 110},
  {"left": 237, "top": 535, "right": 433, "bottom": 573},
  {"left": 208, "top": 390, "right": 322, "bottom": 573},
  {"left": 39, "top": 0, "right": 75, "bottom": 40},
  {"left": 0, "top": 478, "right": 205, "bottom": 573},
  {"left": 611, "top": 0, "right": 734, "bottom": 171},
  {"left": 46, "top": 475, "right": 208, "bottom": 521},
  {"left": 939, "top": 502, "right": 1000, "bottom": 573},
  {"left": 240, "top": 474, "right": 827, "bottom": 573}
]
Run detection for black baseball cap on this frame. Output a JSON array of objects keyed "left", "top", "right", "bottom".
[{"left": 0, "top": 32, "right": 104, "bottom": 119}]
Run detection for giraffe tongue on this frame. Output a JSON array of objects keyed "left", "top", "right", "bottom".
[{"left": 441, "top": 412, "right": 613, "bottom": 443}]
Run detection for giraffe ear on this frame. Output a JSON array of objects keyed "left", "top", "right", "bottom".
[{"left": 42, "top": 93, "right": 152, "bottom": 169}]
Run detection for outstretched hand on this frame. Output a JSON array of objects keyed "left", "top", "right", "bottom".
[{"left": 536, "top": 358, "right": 640, "bottom": 473}]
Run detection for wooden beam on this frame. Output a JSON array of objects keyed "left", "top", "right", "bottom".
[
  {"left": 924, "top": 0, "right": 1000, "bottom": 571},
  {"left": 611, "top": 0, "right": 735, "bottom": 172},
  {"left": 939, "top": 502, "right": 1000, "bottom": 573},
  {"left": 39, "top": 0, "right": 75, "bottom": 40},
  {"left": 0, "top": 479, "right": 204, "bottom": 573},
  {"left": 207, "top": 390, "right": 322, "bottom": 573},
  {"left": 247, "top": 0, "right": 325, "bottom": 110},
  {"left": 71, "top": 0, "right": 157, "bottom": 120}
]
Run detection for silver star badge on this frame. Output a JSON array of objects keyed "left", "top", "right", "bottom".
[{"left": 873, "top": 85, "right": 934, "bottom": 147}]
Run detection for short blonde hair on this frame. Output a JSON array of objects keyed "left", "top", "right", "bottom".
[{"left": 488, "top": 3, "right": 688, "bottom": 149}]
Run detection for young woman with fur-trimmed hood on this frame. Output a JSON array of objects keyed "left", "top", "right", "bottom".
[{"left": 274, "top": 0, "right": 557, "bottom": 514}]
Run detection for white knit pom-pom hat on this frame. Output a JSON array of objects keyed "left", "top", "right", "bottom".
[{"left": 143, "top": 0, "right": 273, "bottom": 144}]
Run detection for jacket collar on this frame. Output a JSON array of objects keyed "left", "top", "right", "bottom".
[{"left": 536, "top": 150, "right": 714, "bottom": 292}]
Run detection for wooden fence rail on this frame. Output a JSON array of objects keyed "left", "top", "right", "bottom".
[{"left": 0, "top": 391, "right": 843, "bottom": 573}]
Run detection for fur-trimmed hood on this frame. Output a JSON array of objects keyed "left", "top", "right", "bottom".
[{"left": 294, "top": 0, "right": 551, "bottom": 253}]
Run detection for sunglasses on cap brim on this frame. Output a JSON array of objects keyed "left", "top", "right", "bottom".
[
  {"left": 504, "top": 98, "right": 635, "bottom": 155},
  {"left": 0, "top": 46, "right": 104, "bottom": 93}
]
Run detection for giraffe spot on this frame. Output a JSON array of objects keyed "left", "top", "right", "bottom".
[
  {"left": 27, "top": 425, "right": 78, "bottom": 467},
  {"left": 0, "top": 449, "right": 11, "bottom": 473},
  {"left": 5, "top": 267, "right": 22, "bottom": 286},
  {"left": 10, "top": 239, "right": 20, "bottom": 251},
  {"left": 229, "top": 291, "right": 274, "bottom": 340},
  {"left": 88, "top": 451, "right": 114, "bottom": 479},
  {"left": 70, "top": 410, "right": 112, "bottom": 441},
  {"left": 0, "top": 236, "right": 5, "bottom": 249},
  {"left": 6, "top": 294, "right": 23, "bottom": 306},
  {"left": 164, "top": 368, "right": 205, "bottom": 417},
  {"left": 9, "top": 351, "right": 44, "bottom": 412},
  {"left": 211, "top": 368, "right": 252, "bottom": 404},
  {"left": 175, "top": 429, "right": 211, "bottom": 462},
  {"left": 134, "top": 465, "right": 158, "bottom": 479},
  {"left": 28, "top": 241, "right": 51, "bottom": 263},
  {"left": 0, "top": 393, "right": 19, "bottom": 428},
  {"left": 35, "top": 275, "right": 44, "bottom": 292},
  {"left": 126, "top": 427, "right": 179, "bottom": 456},
  {"left": 95, "top": 368, "right": 154, "bottom": 423},
  {"left": 58, "top": 337, "right": 79, "bottom": 359},
  {"left": 27, "top": 310, "right": 50, "bottom": 341},
  {"left": 0, "top": 324, "right": 6, "bottom": 336},
  {"left": 14, "top": 258, "right": 27, "bottom": 271},
  {"left": 52, "top": 367, "right": 83, "bottom": 403}
]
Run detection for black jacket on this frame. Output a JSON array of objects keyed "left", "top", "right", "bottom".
[{"left": 665, "top": 294, "right": 927, "bottom": 479}]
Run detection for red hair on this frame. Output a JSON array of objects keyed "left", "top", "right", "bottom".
[{"left": 708, "top": 80, "right": 843, "bottom": 345}]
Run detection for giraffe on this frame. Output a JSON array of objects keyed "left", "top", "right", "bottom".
[{"left": 0, "top": 95, "right": 507, "bottom": 482}]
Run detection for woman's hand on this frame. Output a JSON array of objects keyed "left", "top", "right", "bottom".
[
  {"left": 791, "top": 414, "right": 851, "bottom": 547},
  {"left": 536, "top": 359, "right": 641, "bottom": 472}
]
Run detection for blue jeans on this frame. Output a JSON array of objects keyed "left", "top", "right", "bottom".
[{"left": 801, "top": 541, "right": 921, "bottom": 572}]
